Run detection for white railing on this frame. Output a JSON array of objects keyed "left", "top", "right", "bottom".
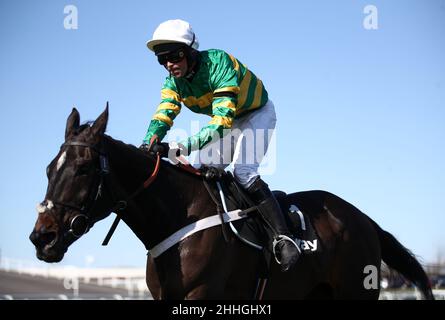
[
  {"left": 0, "top": 257, "right": 150, "bottom": 298},
  {"left": 2, "top": 257, "right": 444, "bottom": 300},
  {"left": 379, "top": 288, "right": 445, "bottom": 300}
]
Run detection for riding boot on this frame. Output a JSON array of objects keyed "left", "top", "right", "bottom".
[{"left": 246, "top": 177, "right": 301, "bottom": 272}]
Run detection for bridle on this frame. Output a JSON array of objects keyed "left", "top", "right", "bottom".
[
  {"left": 50, "top": 141, "right": 108, "bottom": 239},
  {"left": 53, "top": 140, "right": 161, "bottom": 243}
]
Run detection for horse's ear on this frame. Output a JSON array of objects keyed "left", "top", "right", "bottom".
[
  {"left": 65, "top": 107, "right": 80, "bottom": 140},
  {"left": 91, "top": 102, "right": 109, "bottom": 137}
]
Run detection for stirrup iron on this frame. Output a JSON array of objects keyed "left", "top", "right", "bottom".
[{"left": 272, "top": 235, "right": 301, "bottom": 265}]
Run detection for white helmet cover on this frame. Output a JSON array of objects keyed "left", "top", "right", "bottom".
[{"left": 146, "top": 19, "right": 199, "bottom": 52}]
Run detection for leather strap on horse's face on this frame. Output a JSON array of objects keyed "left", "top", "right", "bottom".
[
  {"left": 55, "top": 139, "right": 162, "bottom": 245},
  {"left": 53, "top": 141, "right": 109, "bottom": 240}
]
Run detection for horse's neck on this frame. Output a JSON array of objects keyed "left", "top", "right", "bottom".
[{"left": 103, "top": 136, "right": 201, "bottom": 248}]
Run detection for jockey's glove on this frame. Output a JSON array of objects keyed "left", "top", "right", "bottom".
[
  {"left": 151, "top": 142, "right": 170, "bottom": 157},
  {"left": 141, "top": 141, "right": 187, "bottom": 162},
  {"left": 139, "top": 143, "right": 151, "bottom": 153}
]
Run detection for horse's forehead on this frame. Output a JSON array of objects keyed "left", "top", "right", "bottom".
[
  {"left": 52, "top": 144, "right": 93, "bottom": 169},
  {"left": 68, "top": 147, "right": 94, "bottom": 163},
  {"left": 56, "top": 151, "right": 67, "bottom": 171}
]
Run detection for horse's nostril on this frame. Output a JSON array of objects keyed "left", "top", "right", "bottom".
[
  {"left": 30, "top": 230, "right": 57, "bottom": 248},
  {"left": 41, "top": 231, "right": 57, "bottom": 246}
]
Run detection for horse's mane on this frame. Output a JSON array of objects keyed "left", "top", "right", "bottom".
[
  {"left": 102, "top": 134, "right": 203, "bottom": 179},
  {"left": 103, "top": 134, "right": 148, "bottom": 161},
  {"left": 71, "top": 121, "right": 94, "bottom": 135},
  {"left": 73, "top": 121, "right": 140, "bottom": 156},
  {"left": 74, "top": 122, "right": 199, "bottom": 179},
  {"left": 70, "top": 121, "right": 149, "bottom": 166}
]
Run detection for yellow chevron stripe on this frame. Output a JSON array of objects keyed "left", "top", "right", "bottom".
[
  {"left": 212, "top": 100, "right": 236, "bottom": 113},
  {"left": 182, "top": 92, "right": 213, "bottom": 109},
  {"left": 250, "top": 78, "right": 263, "bottom": 110},
  {"left": 213, "top": 86, "right": 240, "bottom": 95},
  {"left": 153, "top": 113, "right": 173, "bottom": 127},
  {"left": 156, "top": 102, "right": 181, "bottom": 115},
  {"left": 161, "top": 89, "right": 180, "bottom": 102},
  {"left": 228, "top": 54, "right": 240, "bottom": 72},
  {"left": 209, "top": 115, "right": 233, "bottom": 128},
  {"left": 237, "top": 70, "right": 252, "bottom": 108}
]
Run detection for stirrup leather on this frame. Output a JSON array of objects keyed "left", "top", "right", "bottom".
[{"left": 272, "top": 235, "right": 301, "bottom": 265}]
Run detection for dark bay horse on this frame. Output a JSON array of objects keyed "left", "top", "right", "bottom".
[{"left": 30, "top": 107, "right": 434, "bottom": 299}]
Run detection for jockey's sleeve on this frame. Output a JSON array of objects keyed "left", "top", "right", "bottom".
[
  {"left": 143, "top": 79, "right": 182, "bottom": 144},
  {"left": 180, "top": 52, "right": 240, "bottom": 154}
]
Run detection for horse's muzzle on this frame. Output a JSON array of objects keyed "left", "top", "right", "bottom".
[{"left": 29, "top": 228, "right": 65, "bottom": 262}]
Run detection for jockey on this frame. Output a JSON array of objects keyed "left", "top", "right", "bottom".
[{"left": 141, "top": 19, "right": 300, "bottom": 272}]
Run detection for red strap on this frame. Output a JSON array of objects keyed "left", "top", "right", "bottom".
[
  {"left": 143, "top": 152, "right": 161, "bottom": 188},
  {"left": 148, "top": 134, "right": 159, "bottom": 149},
  {"left": 177, "top": 163, "right": 202, "bottom": 176},
  {"left": 146, "top": 139, "right": 201, "bottom": 178},
  {"left": 176, "top": 154, "right": 201, "bottom": 176},
  {"left": 141, "top": 135, "right": 162, "bottom": 188}
]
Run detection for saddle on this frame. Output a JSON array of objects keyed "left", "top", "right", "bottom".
[{"left": 199, "top": 166, "right": 320, "bottom": 258}]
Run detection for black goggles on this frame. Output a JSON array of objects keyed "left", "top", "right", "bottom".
[{"left": 157, "top": 49, "right": 186, "bottom": 65}]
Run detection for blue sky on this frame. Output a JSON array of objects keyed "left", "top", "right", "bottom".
[{"left": 0, "top": 0, "right": 444, "bottom": 268}]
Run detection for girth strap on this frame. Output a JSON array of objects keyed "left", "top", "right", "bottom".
[
  {"left": 202, "top": 179, "right": 229, "bottom": 242},
  {"left": 148, "top": 207, "right": 257, "bottom": 258}
]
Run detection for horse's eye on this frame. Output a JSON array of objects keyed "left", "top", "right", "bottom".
[{"left": 75, "top": 164, "right": 92, "bottom": 176}]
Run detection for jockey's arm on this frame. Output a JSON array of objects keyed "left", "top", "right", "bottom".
[{"left": 143, "top": 80, "right": 181, "bottom": 146}]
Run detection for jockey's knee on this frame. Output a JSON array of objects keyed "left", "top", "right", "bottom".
[
  {"left": 234, "top": 166, "right": 259, "bottom": 189},
  {"left": 199, "top": 162, "right": 228, "bottom": 171}
]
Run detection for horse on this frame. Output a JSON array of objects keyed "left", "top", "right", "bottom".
[{"left": 29, "top": 106, "right": 434, "bottom": 300}]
